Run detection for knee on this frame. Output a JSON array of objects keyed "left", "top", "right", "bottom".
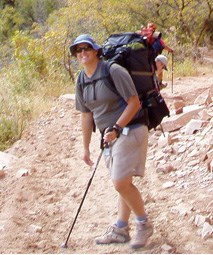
[{"left": 113, "top": 178, "right": 131, "bottom": 194}]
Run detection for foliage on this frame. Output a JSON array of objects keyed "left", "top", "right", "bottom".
[
  {"left": 0, "top": 0, "right": 67, "bottom": 43},
  {"left": 0, "top": 6, "right": 24, "bottom": 42},
  {"left": 0, "top": 86, "right": 30, "bottom": 151},
  {"left": 15, "top": 0, "right": 66, "bottom": 27}
]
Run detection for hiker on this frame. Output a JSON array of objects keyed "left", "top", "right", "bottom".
[
  {"left": 147, "top": 23, "right": 174, "bottom": 53},
  {"left": 140, "top": 23, "right": 174, "bottom": 55},
  {"left": 70, "top": 34, "right": 153, "bottom": 249},
  {"left": 155, "top": 54, "right": 168, "bottom": 90}
]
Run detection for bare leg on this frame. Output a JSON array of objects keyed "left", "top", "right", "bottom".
[
  {"left": 95, "top": 177, "right": 149, "bottom": 246},
  {"left": 113, "top": 176, "right": 153, "bottom": 249},
  {"left": 113, "top": 176, "right": 146, "bottom": 218},
  {"left": 118, "top": 195, "right": 131, "bottom": 222}
]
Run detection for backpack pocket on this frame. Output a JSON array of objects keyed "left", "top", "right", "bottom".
[{"left": 144, "top": 91, "right": 170, "bottom": 130}]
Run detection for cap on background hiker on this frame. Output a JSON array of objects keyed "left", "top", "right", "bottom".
[
  {"left": 70, "top": 34, "right": 102, "bottom": 56},
  {"left": 155, "top": 55, "right": 168, "bottom": 70}
]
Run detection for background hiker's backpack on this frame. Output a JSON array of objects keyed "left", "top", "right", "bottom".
[{"left": 141, "top": 28, "right": 164, "bottom": 59}]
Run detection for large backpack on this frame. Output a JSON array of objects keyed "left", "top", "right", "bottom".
[
  {"left": 78, "top": 32, "right": 170, "bottom": 130},
  {"left": 102, "top": 32, "right": 170, "bottom": 130}
]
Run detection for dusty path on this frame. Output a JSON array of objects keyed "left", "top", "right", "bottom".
[{"left": 0, "top": 75, "right": 212, "bottom": 254}]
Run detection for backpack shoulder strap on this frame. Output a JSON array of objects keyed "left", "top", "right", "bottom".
[
  {"left": 102, "top": 61, "right": 119, "bottom": 95},
  {"left": 76, "top": 70, "right": 85, "bottom": 92},
  {"left": 77, "top": 61, "right": 119, "bottom": 95}
]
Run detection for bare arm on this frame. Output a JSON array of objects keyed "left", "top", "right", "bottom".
[
  {"left": 116, "top": 95, "right": 141, "bottom": 127},
  {"left": 81, "top": 111, "right": 94, "bottom": 166},
  {"left": 164, "top": 44, "right": 174, "bottom": 53}
]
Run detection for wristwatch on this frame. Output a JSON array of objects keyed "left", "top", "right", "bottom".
[{"left": 113, "top": 124, "right": 123, "bottom": 138}]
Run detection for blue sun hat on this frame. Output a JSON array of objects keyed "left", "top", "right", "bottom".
[{"left": 70, "top": 34, "right": 102, "bottom": 55}]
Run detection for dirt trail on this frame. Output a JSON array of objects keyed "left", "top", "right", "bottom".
[{"left": 0, "top": 75, "right": 212, "bottom": 254}]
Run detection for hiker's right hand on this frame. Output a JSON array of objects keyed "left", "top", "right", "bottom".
[
  {"left": 104, "top": 126, "right": 117, "bottom": 143},
  {"left": 83, "top": 150, "right": 94, "bottom": 166}
]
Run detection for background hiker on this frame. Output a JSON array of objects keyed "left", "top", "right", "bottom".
[
  {"left": 155, "top": 54, "right": 168, "bottom": 90},
  {"left": 70, "top": 34, "right": 153, "bottom": 249},
  {"left": 140, "top": 22, "right": 174, "bottom": 60},
  {"left": 147, "top": 23, "right": 174, "bottom": 54}
]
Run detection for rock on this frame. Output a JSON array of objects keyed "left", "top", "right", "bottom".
[
  {"left": 27, "top": 224, "right": 42, "bottom": 234},
  {"left": 206, "top": 200, "right": 213, "bottom": 213},
  {"left": 174, "top": 100, "right": 185, "bottom": 115},
  {"left": 201, "top": 222, "right": 213, "bottom": 239},
  {"left": 171, "top": 203, "right": 193, "bottom": 216},
  {"left": 0, "top": 170, "right": 6, "bottom": 179},
  {"left": 0, "top": 220, "right": 6, "bottom": 232},
  {"left": 194, "top": 89, "right": 212, "bottom": 106},
  {"left": 158, "top": 132, "right": 172, "bottom": 148},
  {"left": 0, "top": 151, "right": 16, "bottom": 169},
  {"left": 162, "top": 181, "right": 175, "bottom": 189},
  {"left": 194, "top": 214, "right": 206, "bottom": 227},
  {"left": 207, "top": 149, "right": 213, "bottom": 160},
  {"left": 184, "top": 119, "right": 203, "bottom": 135},
  {"left": 162, "top": 105, "right": 205, "bottom": 132},
  {"left": 178, "top": 145, "right": 187, "bottom": 153},
  {"left": 187, "top": 159, "right": 200, "bottom": 167},
  {"left": 199, "top": 109, "right": 212, "bottom": 121},
  {"left": 175, "top": 107, "right": 183, "bottom": 114},
  {"left": 16, "top": 168, "right": 29, "bottom": 178},
  {"left": 161, "top": 243, "right": 174, "bottom": 253},
  {"left": 156, "top": 164, "right": 175, "bottom": 174}
]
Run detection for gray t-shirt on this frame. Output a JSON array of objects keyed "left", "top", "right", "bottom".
[{"left": 75, "top": 60, "right": 138, "bottom": 132}]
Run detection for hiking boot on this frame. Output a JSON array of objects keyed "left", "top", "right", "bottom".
[
  {"left": 130, "top": 221, "right": 153, "bottom": 249},
  {"left": 95, "top": 224, "right": 130, "bottom": 244}
]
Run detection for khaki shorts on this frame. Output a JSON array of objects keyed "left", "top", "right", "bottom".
[{"left": 104, "top": 125, "right": 148, "bottom": 180}]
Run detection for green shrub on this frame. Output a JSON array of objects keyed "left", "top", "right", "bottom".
[{"left": 0, "top": 117, "right": 22, "bottom": 151}]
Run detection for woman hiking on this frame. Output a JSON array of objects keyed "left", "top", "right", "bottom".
[{"left": 70, "top": 34, "right": 153, "bottom": 249}]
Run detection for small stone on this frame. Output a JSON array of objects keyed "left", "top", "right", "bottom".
[
  {"left": 27, "top": 224, "right": 42, "bottom": 234},
  {"left": 16, "top": 168, "right": 29, "bottom": 178},
  {"left": 162, "top": 181, "right": 175, "bottom": 189},
  {"left": 201, "top": 222, "right": 213, "bottom": 239},
  {"left": 161, "top": 243, "right": 174, "bottom": 252},
  {"left": 194, "top": 214, "right": 206, "bottom": 227},
  {"left": 0, "top": 170, "right": 6, "bottom": 179}
]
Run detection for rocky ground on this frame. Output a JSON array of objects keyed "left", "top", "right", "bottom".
[{"left": 0, "top": 74, "right": 212, "bottom": 254}]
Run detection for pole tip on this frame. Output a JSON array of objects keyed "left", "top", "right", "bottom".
[{"left": 61, "top": 242, "right": 68, "bottom": 249}]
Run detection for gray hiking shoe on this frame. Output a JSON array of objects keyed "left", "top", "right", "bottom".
[
  {"left": 130, "top": 221, "right": 153, "bottom": 249},
  {"left": 95, "top": 224, "right": 130, "bottom": 244}
]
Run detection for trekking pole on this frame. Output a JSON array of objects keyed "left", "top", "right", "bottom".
[
  {"left": 171, "top": 51, "right": 174, "bottom": 93},
  {"left": 160, "top": 124, "right": 166, "bottom": 137},
  {"left": 61, "top": 149, "right": 103, "bottom": 249}
]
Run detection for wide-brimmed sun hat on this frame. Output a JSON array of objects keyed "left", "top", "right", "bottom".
[{"left": 70, "top": 34, "right": 102, "bottom": 55}]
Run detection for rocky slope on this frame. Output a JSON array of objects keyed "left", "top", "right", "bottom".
[{"left": 0, "top": 75, "right": 212, "bottom": 254}]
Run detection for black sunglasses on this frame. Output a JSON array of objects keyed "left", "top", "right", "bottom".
[{"left": 75, "top": 45, "right": 93, "bottom": 53}]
